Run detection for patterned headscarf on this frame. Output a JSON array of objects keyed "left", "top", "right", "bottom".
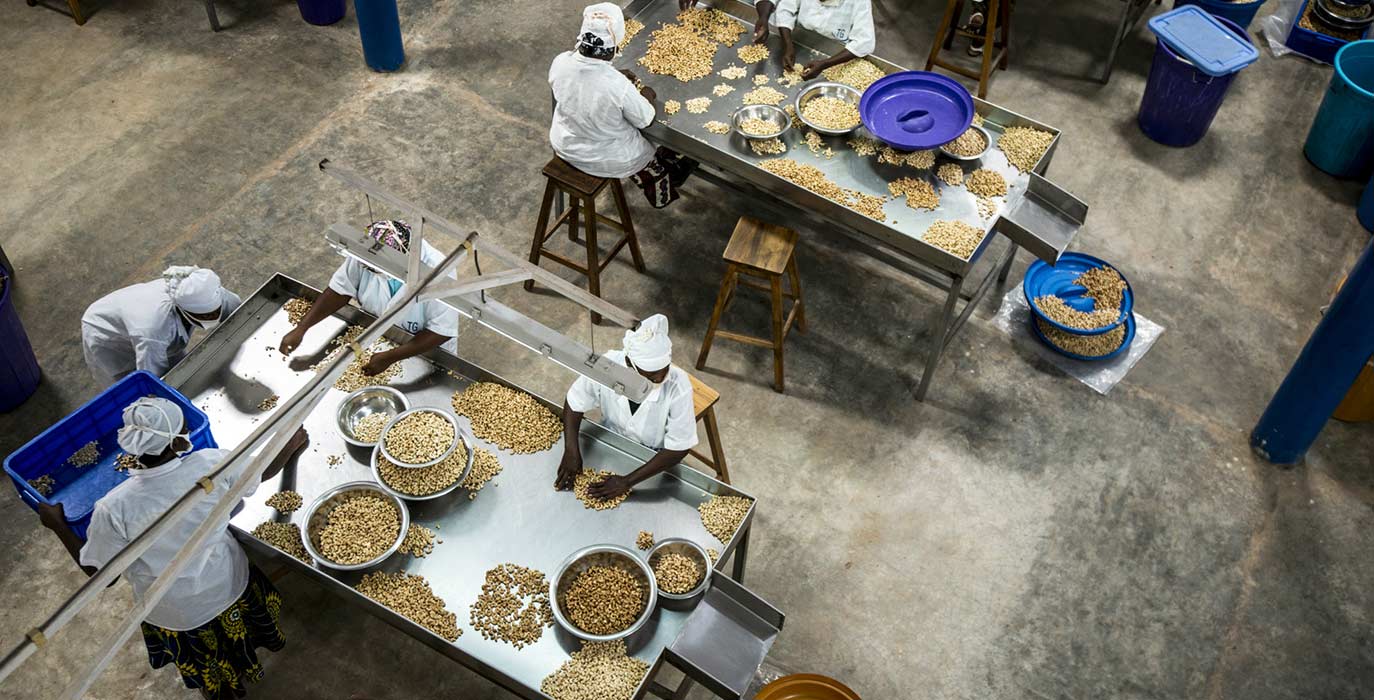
[
  {"left": 367, "top": 220, "right": 412, "bottom": 254},
  {"left": 577, "top": 3, "right": 624, "bottom": 60}
]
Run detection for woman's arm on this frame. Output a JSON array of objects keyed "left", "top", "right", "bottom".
[
  {"left": 361, "top": 330, "right": 448, "bottom": 375},
  {"left": 279, "top": 288, "right": 351, "bottom": 355},
  {"left": 801, "top": 48, "right": 856, "bottom": 80},
  {"left": 38, "top": 504, "right": 98, "bottom": 577}
]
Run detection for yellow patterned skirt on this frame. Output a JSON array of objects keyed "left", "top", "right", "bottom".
[{"left": 140, "top": 565, "right": 285, "bottom": 699}]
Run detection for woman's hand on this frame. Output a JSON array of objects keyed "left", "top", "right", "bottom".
[
  {"left": 555, "top": 450, "right": 583, "bottom": 491},
  {"left": 361, "top": 351, "right": 395, "bottom": 376},
  {"left": 37, "top": 502, "right": 68, "bottom": 532},
  {"left": 588, "top": 474, "right": 632, "bottom": 501},
  {"left": 782, "top": 47, "right": 796, "bottom": 71},
  {"left": 801, "top": 59, "right": 826, "bottom": 80},
  {"left": 279, "top": 327, "right": 306, "bottom": 355}
]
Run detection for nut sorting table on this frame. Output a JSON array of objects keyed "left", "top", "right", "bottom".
[
  {"left": 614, "top": 0, "right": 1073, "bottom": 399},
  {"left": 163, "top": 274, "right": 758, "bottom": 700}
]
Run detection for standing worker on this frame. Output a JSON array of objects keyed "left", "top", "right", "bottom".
[
  {"left": 757, "top": 0, "right": 876, "bottom": 80},
  {"left": 36, "top": 398, "right": 309, "bottom": 700},
  {"left": 279, "top": 219, "right": 458, "bottom": 374},
  {"left": 554, "top": 314, "right": 698, "bottom": 500},
  {"left": 549, "top": 3, "right": 696, "bottom": 208},
  {"left": 81, "top": 266, "right": 242, "bottom": 385}
]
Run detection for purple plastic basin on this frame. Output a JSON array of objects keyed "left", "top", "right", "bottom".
[{"left": 859, "top": 71, "right": 974, "bottom": 151}]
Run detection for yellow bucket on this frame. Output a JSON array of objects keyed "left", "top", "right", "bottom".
[{"left": 1335, "top": 356, "right": 1374, "bottom": 422}]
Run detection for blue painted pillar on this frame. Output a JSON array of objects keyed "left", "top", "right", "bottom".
[
  {"left": 356, "top": 0, "right": 405, "bottom": 72},
  {"left": 1251, "top": 239, "right": 1374, "bottom": 463}
]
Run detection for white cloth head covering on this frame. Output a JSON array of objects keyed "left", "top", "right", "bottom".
[
  {"left": 117, "top": 397, "right": 186, "bottom": 456},
  {"left": 623, "top": 313, "right": 672, "bottom": 372},
  {"left": 577, "top": 2, "right": 625, "bottom": 58},
  {"left": 163, "top": 266, "right": 224, "bottom": 314}
]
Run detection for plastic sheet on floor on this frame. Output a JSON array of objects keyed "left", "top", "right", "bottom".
[{"left": 991, "top": 287, "right": 1165, "bottom": 395}]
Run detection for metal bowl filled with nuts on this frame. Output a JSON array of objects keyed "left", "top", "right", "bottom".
[
  {"left": 337, "top": 386, "right": 409, "bottom": 447},
  {"left": 732, "top": 104, "right": 790, "bottom": 140},
  {"left": 377, "top": 407, "right": 460, "bottom": 469},
  {"left": 646, "top": 538, "right": 712, "bottom": 601},
  {"left": 300, "top": 481, "right": 410, "bottom": 571},
  {"left": 370, "top": 430, "right": 474, "bottom": 501},
  {"left": 939, "top": 124, "right": 990, "bottom": 161},
  {"left": 795, "top": 81, "right": 864, "bottom": 136},
  {"left": 550, "top": 544, "right": 658, "bottom": 642}
]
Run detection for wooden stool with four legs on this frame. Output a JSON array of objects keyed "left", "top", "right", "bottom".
[
  {"left": 696, "top": 217, "right": 806, "bottom": 394},
  {"left": 685, "top": 373, "right": 730, "bottom": 484},
  {"left": 924, "top": 0, "right": 1012, "bottom": 98}
]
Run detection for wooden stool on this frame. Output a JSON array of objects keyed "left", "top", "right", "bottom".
[
  {"left": 696, "top": 217, "right": 806, "bottom": 393},
  {"left": 924, "top": 0, "right": 1011, "bottom": 99},
  {"left": 526, "top": 157, "right": 645, "bottom": 323},
  {"left": 27, "top": 0, "right": 86, "bottom": 25},
  {"left": 686, "top": 373, "right": 730, "bottom": 483}
]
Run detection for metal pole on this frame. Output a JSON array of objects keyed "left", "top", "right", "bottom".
[{"left": 1251, "top": 239, "right": 1374, "bottom": 464}]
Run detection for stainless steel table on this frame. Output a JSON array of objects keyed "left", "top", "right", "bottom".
[
  {"left": 163, "top": 274, "right": 759, "bottom": 700},
  {"left": 613, "top": 0, "right": 1072, "bottom": 399}
]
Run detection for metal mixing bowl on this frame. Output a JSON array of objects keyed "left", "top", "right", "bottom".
[
  {"left": 646, "top": 538, "right": 712, "bottom": 601},
  {"left": 300, "top": 480, "right": 410, "bottom": 570},
  {"left": 371, "top": 431, "right": 474, "bottom": 501},
  {"left": 732, "top": 104, "right": 790, "bottom": 140},
  {"left": 939, "top": 124, "right": 990, "bottom": 161},
  {"left": 550, "top": 544, "right": 658, "bottom": 642},
  {"left": 1315, "top": 0, "right": 1374, "bottom": 29},
  {"left": 336, "top": 386, "right": 409, "bottom": 447},
  {"left": 794, "top": 81, "right": 863, "bottom": 136},
  {"left": 377, "top": 407, "right": 460, "bottom": 469}
]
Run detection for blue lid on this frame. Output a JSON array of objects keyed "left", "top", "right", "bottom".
[
  {"left": 859, "top": 71, "right": 974, "bottom": 151},
  {"left": 1148, "top": 6, "right": 1258, "bottom": 76},
  {"left": 1023, "top": 252, "right": 1134, "bottom": 336}
]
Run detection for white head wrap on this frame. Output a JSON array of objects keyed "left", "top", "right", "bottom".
[
  {"left": 116, "top": 397, "right": 186, "bottom": 457},
  {"left": 577, "top": 3, "right": 625, "bottom": 58},
  {"left": 163, "top": 266, "right": 224, "bottom": 314},
  {"left": 623, "top": 313, "right": 672, "bottom": 372}
]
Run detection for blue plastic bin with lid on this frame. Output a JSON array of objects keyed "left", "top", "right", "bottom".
[
  {"left": 0, "top": 261, "right": 40, "bottom": 413},
  {"left": 1305, "top": 41, "right": 1374, "bottom": 179},
  {"left": 1138, "top": 7, "right": 1258, "bottom": 147},
  {"left": 1173, "top": 0, "right": 1266, "bottom": 30},
  {"left": 4, "top": 371, "right": 216, "bottom": 539},
  {"left": 356, "top": 0, "right": 405, "bottom": 72},
  {"left": 297, "top": 0, "right": 345, "bottom": 25}
]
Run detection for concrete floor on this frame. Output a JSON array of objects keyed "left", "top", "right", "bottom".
[{"left": 2, "top": 0, "right": 1372, "bottom": 697}]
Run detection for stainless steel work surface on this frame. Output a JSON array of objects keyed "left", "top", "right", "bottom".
[
  {"left": 164, "top": 275, "right": 756, "bottom": 700},
  {"left": 615, "top": 0, "right": 1064, "bottom": 275}
]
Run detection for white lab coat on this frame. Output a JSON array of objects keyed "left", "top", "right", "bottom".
[
  {"left": 81, "top": 280, "right": 243, "bottom": 385},
  {"left": 328, "top": 240, "right": 460, "bottom": 353},
  {"left": 566, "top": 350, "right": 699, "bottom": 451},
  {"left": 548, "top": 51, "right": 658, "bottom": 179},
  {"left": 79, "top": 449, "right": 254, "bottom": 631},
  {"left": 775, "top": 0, "right": 876, "bottom": 57}
]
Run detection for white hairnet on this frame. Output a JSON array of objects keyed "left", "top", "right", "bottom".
[
  {"left": 163, "top": 266, "right": 223, "bottom": 314},
  {"left": 116, "top": 397, "right": 186, "bottom": 456},
  {"left": 623, "top": 313, "right": 672, "bottom": 372},
  {"left": 578, "top": 3, "right": 625, "bottom": 57}
]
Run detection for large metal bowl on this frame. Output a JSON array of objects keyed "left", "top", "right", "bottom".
[
  {"left": 939, "top": 124, "right": 990, "bottom": 161},
  {"left": 794, "top": 81, "right": 863, "bottom": 136},
  {"left": 732, "top": 104, "right": 790, "bottom": 140},
  {"left": 300, "top": 481, "right": 410, "bottom": 571},
  {"left": 646, "top": 538, "right": 712, "bottom": 601},
  {"left": 371, "top": 431, "right": 474, "bottom": 501},
  {"left": 550, "top": 544, "right": 658, "bottom": 642},
  {"left": 1315, "top": 0, "right": 1374, "bottom": 29},
  {"left": 377, "top": 407, "right": 460, "bottom": 469},
  {"left": 336, "top": 386, "right": 408, "bottom": 447}
]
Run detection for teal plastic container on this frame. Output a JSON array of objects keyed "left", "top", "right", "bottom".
[
  {"left": 1174, "top": 0, "right": 1266, "bottom": 30},
  {"left": 1304, "top": 41, "right": 1374, "bottom": 179}
]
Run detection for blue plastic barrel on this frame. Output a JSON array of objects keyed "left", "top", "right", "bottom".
[
  {"left": 1173, "top": 0, "right": 1266, "bottom": 30},
  {"left": 1138, "top": 16, "right": 1251, "bottom": 147},
  {"left": 356, "top": 0, "right": 405, "bottom": 72},
  {"left": 1304, "top": 41, "right": 1374, "bottom": 179},
  {"left": 297, "top": 0, "right": 345, "bottom": 25},
  {"left": 0, "top": 261, "right": 40, "bottom": 413},
  {"left": 1360, "top": 176, "right": 1374, "bottom": 233}
]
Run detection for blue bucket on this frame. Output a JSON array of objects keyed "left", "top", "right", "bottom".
[
  {"left": 1304, "top": 41, "right": 1374, "bottom": 179},
  {"left": 356, "top": 0, "right": 405, "bottom": 72},
  {"left": 1138, "top": 16, "right": 1253, "bottom": 147},
  {"left": 297, "top": 0, "right": 345, "bottom": 25},
  {"left": 1360, "top": 175, "right": 1374, "bottom": 233},
  {"left": 0, "top": 261, "right": 40, "bottom": 413},
  {"left": 1174, "top": 0, "right": 1266, "bottom": 30}
]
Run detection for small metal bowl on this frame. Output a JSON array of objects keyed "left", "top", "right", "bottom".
[
  {"left": 939, "top": 124, "right": 991, "bottom": 161},
  {"left": 646, "top": 538, "right": 712, "bottom": 601},
  {"left": 337, "top": 386, "right": 409, "bottom": 447},
  {"left": 300, "top": 480, "right": 410, "bottom": 570},
  {"left": 377, "top": 407, "right": 460, "bottom": 469},
  {"left": 732, "top": 104, "right": 790, "bottom": 140},
  {"left": 1315, "top": 0, "right": 1374, "bottom": 28},
  {"left": 550, "top": 544, "right": 658, "bottom": 642},
  {"left": 371, "top": 431, "right": 474, "bottom": 501},
  {"left": 794, "top": 81, "right": 863, "bottom": 136}
]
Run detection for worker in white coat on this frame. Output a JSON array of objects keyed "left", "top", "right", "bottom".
[
  {"left": 755, "top": 0, "right": 876, "bottom": 80},
  {"left": 555, "top": 314, "right": 698, "bottom": 500},
  {"left": 548, "top": 3, "right": 696, "bottom": 208},
  {"left": 36, "top": 398, "right": 308, "bottom": 700},
  {"left": 81, "top": 266, "right": 242, "bottom": 385},
  {"left": 279, "top": 219, "right": 458, "bottom": 375}
]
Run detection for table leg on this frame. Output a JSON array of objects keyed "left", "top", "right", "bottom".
[
  {"left": 915, "top": 274, "right": 966, "bottom": 401},
  {"left": 731, "top": 526, "right": 751, "bottom": 582},
  {"left": 1101, "top": 0, "right": 1132, "bottom": 83},
  {"left": 203, "top": 0, "right": 221, "bottom": 31},
  {"left": 997, "top": 241, "right": 1017, "bottom": 284}
]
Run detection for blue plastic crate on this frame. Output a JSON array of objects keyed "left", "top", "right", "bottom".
[
  {"left": 1286, "top": 0, "right": 1370, "bottom": 65},
  {"left": 4, "top": 371, "right": 215, "bottom": 538}
]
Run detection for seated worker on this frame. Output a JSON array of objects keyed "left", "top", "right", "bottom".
[
  {"left": 549, "top": 3, "right": 696, "bottom": 208},
  {"left": 554, "top": 314, "right": 698, "bottom": 500},
  {"left": 81, "top": 266, "right": 242, "bottom": 385},
  {"left": 279, "top": 219, "right": 458, "bottom": 375},
  {"left": 762, "top": 0, "right": 876, "bottom": 80},
  {"left": 37, "top": 398, "right": 309, "bottom": 700}
]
